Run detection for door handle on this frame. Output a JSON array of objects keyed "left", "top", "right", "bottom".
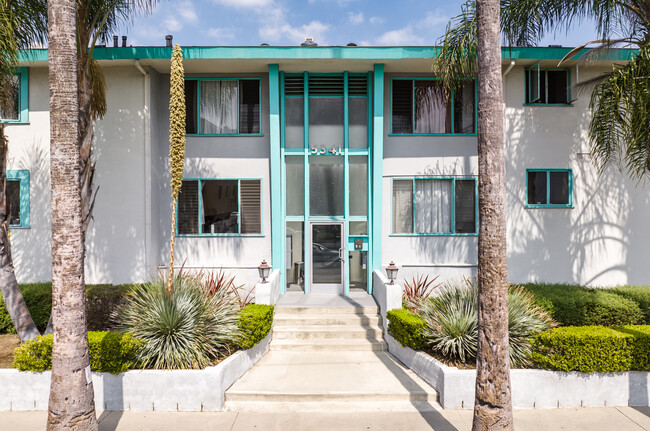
[{"left": 338, "top": 248, "right": 345, "bottom": 263}]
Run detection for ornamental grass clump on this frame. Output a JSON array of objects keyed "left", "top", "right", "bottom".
[
  {"left": 403, "top": 274, "right": 441, "bottom": 313},
  {"left": 115, "top": 274, "right": 239, "bottom": 369},
  {"left": 419, "top": 279, "right": 553, "bottom": 367}
]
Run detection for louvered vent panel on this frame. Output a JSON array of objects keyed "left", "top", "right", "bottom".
[
  {"left": 178, "top": 180, "right": 199, "bottom": 235},
  {"left": 309, "top": 76, "right": 344, "bottom": 96},
  {"left": 240, "top": 180, "right": 262, "bottom": 234},
  {"left": 348, "top": 76, "right": 368, "bottom": 96},
  {"left": 284, "top": 76, "right": 304, "bottom": 96}
]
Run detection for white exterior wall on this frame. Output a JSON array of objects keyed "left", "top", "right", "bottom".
[{"left": 150, "top": 73, "right": 272, "bottom": 289}]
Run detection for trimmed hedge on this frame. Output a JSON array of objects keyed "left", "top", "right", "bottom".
[
  {"left": 13, "top": 331, "right": 144, "bottom": 374},
  {"left": 236, "top": 304, "right": 274, "bottom": 350},
  {"left": 611, "top": 286, "right": 650, "bottom": 324},
  {"left": 523, "top": 283, "right": 644, "bottom": 326},
  {"left": 0, "top": 283, "right": 136, "bottom": 333},
  {"left": 386, "top": 308, "right": 426, "bottom": 350},
  {"left": 531, "top": 325, "right": 650, "bottom": 373}
]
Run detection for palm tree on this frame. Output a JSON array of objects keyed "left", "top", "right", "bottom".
[
  {"left": 46, "top": 0, "right": 98, "bottom": 429},
  {"left": 437, "top": 0, "right": 650, "bottom": 179},
  {"left": 0, "top": 0, "right": 47, "bottom": 342},
  {"left": 472, "top": 0, "right": 514, "bottom": 429}
]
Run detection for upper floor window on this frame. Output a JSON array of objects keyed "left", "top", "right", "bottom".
[
  {"left": 6, "top": 170, "right": 30, "bottom": 228},
  {"left": 177, "top": 178, "right": 262, "bottom": 236},
  {"left": 185, "top": 78, "right": 261, "bottom": 136},
  {"left": 525, "top": 66, "right": 571, "bottom": 105},
  {"left": 392, "top": 177, "right": 477, "bottom": 235},
  {"left": 526, "top": 169, "right": 573, "bottom": 208},
  {"left": 0, "top": 69, "right": 28, "bottom": 124},
  {"left": 391, "top": 78, "right": 475, "bottom": 135}
]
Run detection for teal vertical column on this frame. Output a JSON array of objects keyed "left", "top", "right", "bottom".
[
  {"left": 371, "top": 64, "right": 384, "bottom": 283},
  {"left": 269, "top": 64, "right": 283, "bottom": 283}
]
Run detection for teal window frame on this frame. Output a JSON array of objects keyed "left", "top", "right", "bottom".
[
  {"left": 525, "top": 169, "right": 573, "bottom": 209},
  {"left": 6, "top": 170, "right": 30, "bottom": 228},
  {"left": 0, "top": 68, "right": 29, "bottom": 124},
  {"left": 389, "top": 77, "right": 477, "bottom": 136},
  {"left": 390, "top": 176, "right": 478, "bottom": 236},
  {"left": 185, "top": 77, "right": 263, "bottom": 137},
  {"left": 175, "top": 177, "right": 263, "bottom": 237},
  {"left": 524, "top": 66, "right": 573, "bottom": 106}
]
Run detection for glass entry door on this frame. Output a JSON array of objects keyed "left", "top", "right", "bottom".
[{"left": 310, "top": 222, "right": 344, "bottom": 294}]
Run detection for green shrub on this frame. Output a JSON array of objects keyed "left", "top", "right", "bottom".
[
  {"left": 237, "top": 304, "right": 274, "bottom": 350},
  {"left": 387, "top": 308, "right": 427, "bottom": 350},
  {"left": 115, "top": 275, "right": 240, "bottom": 369},
  {"left": 0, "top": 283, "right": 137, "bottom": 334},
  {"left": 612, "top": 286, "right": 650, "bottom": 324},
  {"left": 522, "top": 283, "right": 644, "bottom": 326},
  {"left": 532, "top": 326, "right": 634, "bottom": 372},
  {"left": 615, "top": 325, "right": 650, "bottom": 371},
  {"left": 12, "top": 331, "right": 144, "bottom": 374},
  {"left": 420, "top": 281, "right": 552, "bottom": 367}
]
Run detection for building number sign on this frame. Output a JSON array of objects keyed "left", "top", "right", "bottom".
[{"left": 310, "top": 147, "right": 343, "bottom": 155}]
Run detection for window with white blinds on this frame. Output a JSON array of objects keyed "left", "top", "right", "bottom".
[
  {"left": 392, "top": 177, "right": 477, "bottom": 235},
  {"left": 177, "top": 179, "right": 262, "bottom": 236}
]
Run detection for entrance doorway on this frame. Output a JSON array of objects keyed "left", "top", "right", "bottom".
[{"left": 310, "top": 222, "right": 344, "bottom": 294}]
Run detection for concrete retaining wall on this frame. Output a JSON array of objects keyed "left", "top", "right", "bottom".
[
  {"left": 254, "top": 269, "right": 281, "bottom": 305},
  {"left": 385, "top": 333, "right": 650, "bottom": 409},
  {"left": 0, "top": 330, "right": 272, "bottom": 412},
  {"left": 371, "top": 270, "right": 403, "bottom": 331}
]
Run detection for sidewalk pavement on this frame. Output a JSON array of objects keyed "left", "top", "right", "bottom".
[{"left": 1, "top": 407, "right": 650, "bottom": 431}]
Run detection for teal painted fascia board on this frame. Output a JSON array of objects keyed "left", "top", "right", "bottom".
[
  {"left": 371, "top": 64, "right": 384, "bottom": 279},
  {"left": 19, "top": 46, "right": 638, "bottom": 63},
  {"left": 269, "top": 64, "right": 283, "bottom": 278}
]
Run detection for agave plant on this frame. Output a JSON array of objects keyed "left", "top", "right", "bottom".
[
  {"left": 403, "top": 274, "right": 441, "bottom": 313},
  {"left": 419, "top": 279, "right": 553, "bottom": 367},
  {"left": 115, "top": 274, "right": 240, "bottom": 369}
]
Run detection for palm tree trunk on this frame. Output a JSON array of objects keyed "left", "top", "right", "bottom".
[
  {"left": 0, "top": 124, "right": 39, "bottom": 342},
  {"left": 473, "top": 0, "right": 513, "bottom": 430},
  {"left": 46, "top": 0, "right": 98, "bottom": 429}
]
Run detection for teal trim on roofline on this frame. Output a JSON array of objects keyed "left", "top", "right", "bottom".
[{"left": 18, "top": 46, "right": 637, "bottom": 62}]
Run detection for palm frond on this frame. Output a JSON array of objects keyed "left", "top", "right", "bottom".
[{"left": 88, "top": 56, "right": 107, "bottom": 119}]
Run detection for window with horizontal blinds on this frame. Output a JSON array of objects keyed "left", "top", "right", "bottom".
[
  {"left": 240, "top": 180, "right": 261, "bottom": 234},
  {"left": 392, "top": 80, "right": 413, "bottom": 134},
  {"left": 308, "top": 76, "right": 344, "bottom": 96},
  {"left": 239, "top": 80, "right": 260, "bottom": 134},
  {"left": 284, "top": 75, "right": 304, "bottom": 95},
  {"left": 392, "top": 177, "right": 477, "bottom": 234},
  {"left": 177, "top": 179, "right": 262, "bottom": 236},
  {"left": 178, "top": 180, "right": 199, "bottom": 234},
  {"left": 348, "top": 75, "right": 368, "bottom": 96}
]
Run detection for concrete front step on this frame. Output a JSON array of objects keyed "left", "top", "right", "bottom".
[
  {"left": 275, "top": 306, "right": 379, "bottom": 315},
  {"left": 226, "top": 391, "right": 438, "bottom": 403},
  {"left": 273, "top": 325, "right": 383, "bottom": 340},
  {"left": 272, "top": 339, "right": 387, "bottom": 351},
  {"left": 224, "top": 400, "right": 440, "bottom": 413},
  {"left": 274, "top": 314, "right": 382, "bottom": 327}
]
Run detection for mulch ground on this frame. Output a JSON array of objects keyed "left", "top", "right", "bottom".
[{"left": 0, "top": 334, "right": 20, "bottom": 368}]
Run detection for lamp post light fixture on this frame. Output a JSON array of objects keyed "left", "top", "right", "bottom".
[
  {"left": 386, "top": 261, "right": 399, "bottom": 285},
  {"left": 258, "top": 259, "right": 271, "bottom": 282}
]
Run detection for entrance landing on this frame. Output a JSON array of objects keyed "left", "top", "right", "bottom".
[{"left": 276, "top": 291, "right": 378, "bottom": 308}]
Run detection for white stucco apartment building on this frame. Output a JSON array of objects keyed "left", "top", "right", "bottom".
[{"left": 3, "top": 43, "right": 647, "bottom": 295}]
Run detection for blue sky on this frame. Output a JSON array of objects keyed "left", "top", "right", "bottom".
[{"left": 119, "top": 0, "right": 598, "bottom": 48}]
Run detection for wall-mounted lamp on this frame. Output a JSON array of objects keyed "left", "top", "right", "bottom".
[
  {"left": 258, "top": 260, "right": 271, "bottom": 282},
  {"left": 386, "top": 261, "right": 399, "bottom": 285}
]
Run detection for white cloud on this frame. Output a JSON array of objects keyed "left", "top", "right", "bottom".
[
  {"left": 260, "top": 20, "right": 330, "bottom": 45},
  {"left": 369, "top": 16, "right": 384, "bottom": 25},
  {"left": 212, "top": 0, "right": 273, "bottom": 8},
  {"left": 348, "top": 11, "right": 363, "bottom": 25},
  {"left": 375, "top": 10, "right": 449, "bottom": 46},
  {"left": 163, "top": 18, "right": 183, "bottom": 32},
  {"left": 207, "top": 27, "right": 237, "bottom": 44},
  {"left": 178, "top": 5, "right": 198, "bottom": 22}
]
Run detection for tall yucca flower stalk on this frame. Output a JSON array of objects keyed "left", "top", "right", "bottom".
[{"left": 167, "top": 44, "right": 186, "bottom": 295}]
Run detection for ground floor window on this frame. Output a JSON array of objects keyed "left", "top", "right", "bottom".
[
  {"left": 177, "top": 178, "right": 261, "bottom": 235},
  {"left": 526, "top": 169, "right": 572, "bottom": 208},
  {"left": 392, "top": 177, "right": 477, "bottom": 235},
  {"left": 6, "top": 170, "right": 30, "bottom": 228}
]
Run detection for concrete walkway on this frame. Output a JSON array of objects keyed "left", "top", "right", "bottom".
[{"left": 2, "top": 407, "right": 650, "bottom": 430}]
